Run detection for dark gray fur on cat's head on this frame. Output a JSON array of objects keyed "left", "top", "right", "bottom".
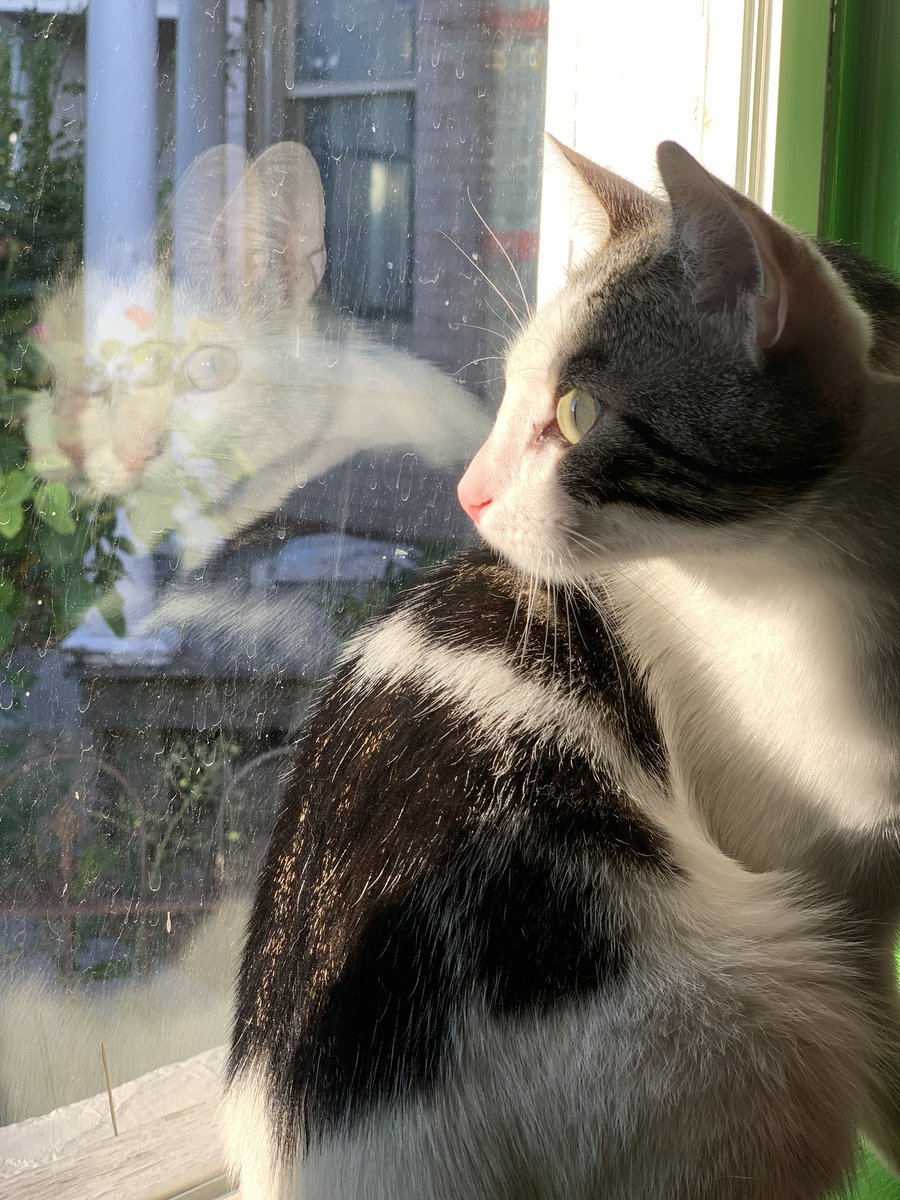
[{"left": 544, "top": 139, "right": 880, "bottom": 531}]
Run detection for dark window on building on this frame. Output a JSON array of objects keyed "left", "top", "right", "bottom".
[{"left": 293, "top": 0, "right": 416, "bottom": 319}]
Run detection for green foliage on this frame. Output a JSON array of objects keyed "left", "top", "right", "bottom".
[
  {"left": 0, "top": 15, "right": 127, "bottom": 686},
  {"left": 150, "top": 734, "right": 241, "bottom": 891},
  {"left": 0, "top": 13, "right": 85, "bottom": 341}
]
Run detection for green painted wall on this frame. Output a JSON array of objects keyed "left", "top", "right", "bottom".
[
  {"left": 770, "top": 0, "right": 831, "bottom": 235},
  {"left": 820, "top": 0, "right": 900, "bottom": 272}
]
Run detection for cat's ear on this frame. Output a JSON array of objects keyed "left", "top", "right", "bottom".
[
  {"left": 656, "top": 140, "right": 786, "bottom": 352},
  {"left": 544, "top": 134, "right": 662, "bottom": 263},
  {"left": 216, "top": 142, "right": 327, "bottom": 315}
]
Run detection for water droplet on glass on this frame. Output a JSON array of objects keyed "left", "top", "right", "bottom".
[
  {"left": 148, "top": 868, "right": 162, "bottom": 893},
  {"left": 432, "top": 116, "right": 441, "bottom": 130},
  {"left": 323, "top": 324, "right": 339, "bottom": 368},
  {"left": 396, "top": 453, "right": 415, "bottom": 503},
  {"left": 431, "top": 52, "right": 440, "bottom": 68},
  {"left": 455, "top": 64, "right": 464, "bottom": 80}
]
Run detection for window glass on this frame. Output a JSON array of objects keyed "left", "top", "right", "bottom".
[
  {"left": 305, "top": 92, "right": 414, "bottom": 316},
  {"left": 297, "top": 0, "right": 416, "bottom": 84},
  {"left": 0, "top": 0, "right": 548, "bottom": 1168}
]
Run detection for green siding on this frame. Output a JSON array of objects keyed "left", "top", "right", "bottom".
[
  {"left": 821, "top": 0, "right": 900, "bottom": 272},
  {"left": 771, "top": 0, "right": 832, "bottom": 234}
]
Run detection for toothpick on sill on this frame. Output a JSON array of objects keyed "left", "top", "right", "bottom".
[{"left": 100, "top": 1041, "right": 119, "bottom": 1137}]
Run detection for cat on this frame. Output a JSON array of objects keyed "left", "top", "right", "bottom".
[
  {"left": 223, "top": 138, "right": 900, "bottom": 1199},
  {"left": 28, "top": 142, "right": 487, "bottom": 569}
]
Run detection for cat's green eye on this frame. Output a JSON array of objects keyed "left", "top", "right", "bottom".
[
  {"left": 556, "top": 388, "right": 597, "bottom": 445},
  {"left": 183, "top": 343, "right": 239, "bottom": 392}
]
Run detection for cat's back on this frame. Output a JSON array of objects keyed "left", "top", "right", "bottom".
[
  {"left": 347, "top": 547, "right": 664, "bottom": 768},
  {"left": 228, "top": 548, "right": 672, "bottom": 1146}
]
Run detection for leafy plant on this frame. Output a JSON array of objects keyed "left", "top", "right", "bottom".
[
  {"left": 151, "top": 734, "right": 241, "bottom": 891},
  {"left": 0, "top": 15, "right": 128, "bottom": 683}
]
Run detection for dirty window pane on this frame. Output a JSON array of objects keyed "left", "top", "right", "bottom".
[
  {"left": 0, "top": 0, "right": 548, "bottom": 1168},
  {"left": 297, "top": 0, "right": 416, "bottom": 84},
  {"left": 305, "top": 93, "right": 414, "bottom": 316}
]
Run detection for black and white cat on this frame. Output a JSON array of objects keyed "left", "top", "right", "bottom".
[{"left": 223, "top": 139, "right": 900, "bottom": 1198}]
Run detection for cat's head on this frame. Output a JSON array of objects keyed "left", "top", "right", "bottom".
[
  {"left": 458, "top": 139, "right": 875, "bottom": 582},
  {"left": 28, "top": 142, "right": 487, "bottom": 562}
]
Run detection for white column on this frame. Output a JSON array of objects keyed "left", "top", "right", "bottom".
[
  {"left": 175, "top": 0, "right": 227, "bottom": 181},
  {"left": 174, "top": 0, "right": 228, "bottom": 283},
  {"left": 71, "top": 0, "right": 174, "bottom": 658},
  {"left": 84, "top": 0, "right": 158, "bottom": 278}
]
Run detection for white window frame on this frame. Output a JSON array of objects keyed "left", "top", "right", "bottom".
[{"left": 538, "top": 0, "right": 785, "bottom": 303}]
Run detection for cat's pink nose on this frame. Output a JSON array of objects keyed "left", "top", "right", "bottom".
[{"left": 457, "top": 475, "right": 493, "bottom": 524}]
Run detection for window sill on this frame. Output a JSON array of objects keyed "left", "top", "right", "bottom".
[{"left": 0, "top": 1049, "right": 234, "bottom": 1200}]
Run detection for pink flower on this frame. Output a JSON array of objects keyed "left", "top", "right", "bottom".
[{"left": 28, "top": 323, "right": 49, "bottom": 341}]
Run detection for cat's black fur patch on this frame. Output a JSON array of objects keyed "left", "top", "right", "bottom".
[
  {"left": 408, "top": 549, "right": 667, "bottom": 780},
  {"left": 465, "top": 840, "right": 628, "bottom": 1018},
  {"left": 557, "top": 248, "right": 851, "bottom": 525},
  {"left": 305, "top": 829, "right": 633, "bottom": 1137},
  {"left": 229, "top": 568, "right": 678, "bottom": 1148},
  {"left": 304, "top": 879, "right": 454, "bottom": 1137}
]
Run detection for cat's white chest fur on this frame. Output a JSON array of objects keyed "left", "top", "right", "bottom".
[{"left": 621, "top": 559, "right": 898, "bottom": 867}]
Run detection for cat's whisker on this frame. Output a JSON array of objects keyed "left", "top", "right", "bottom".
[
  {"left": 540, "top": 565, "right": 553, "bottom": 672},
  {"left": 562, "top": 583, "right": 575, "bottom": 690},
  {"left": 506, "top": 579, "right": 524, "bottom": 649},
  {"left": 465, "top": 187, "right": 533, "bottom": 322},
  {"left": 449, "top": 321, "right": 512, "bottom": 347},
  {"left": 438, "top": 229, "right": 526, "bottom": 332},
  {"left": 518, "top": 564, "right": 539, "bottom": 666},
  {"left": 482, "top": 297, "right": 522, "bottom": 342},
  {"left": 451, "top": 354, "right": 506, "bottom": 380}
]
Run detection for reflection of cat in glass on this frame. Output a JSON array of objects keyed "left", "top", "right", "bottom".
[
  {"left": 28, "top": 143, "right": 488, "bottom": 568},
  {"left": 0, "top": 145, "right": 488, "bottom": 1126},
  {"left": 225, "top": 140, "right": 900, "bottom": 1199}
]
